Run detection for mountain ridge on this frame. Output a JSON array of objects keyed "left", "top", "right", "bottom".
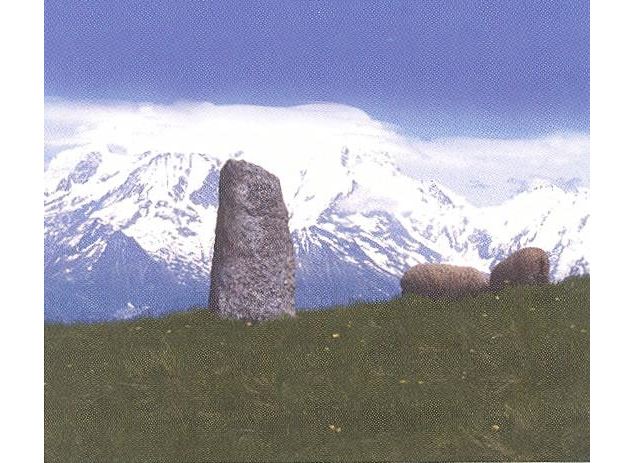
[{"left": 44, "top": 132, "right": 589, "bottom": 322}]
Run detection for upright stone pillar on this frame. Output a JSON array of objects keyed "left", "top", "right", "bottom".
[{"left": 209, "top": 159, "right": 295, "bottom": 320}]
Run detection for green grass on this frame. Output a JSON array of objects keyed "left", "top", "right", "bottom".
[{"left": 44, "top": 276, "right": 589, "bottom": 462}]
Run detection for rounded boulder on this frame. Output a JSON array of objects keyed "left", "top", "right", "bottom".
[
  {"left": 400, "top": 263, "right": 489, "bottom": 299},
  {"left": 489, "top": 247, "right": 550, "bottom": 290}
]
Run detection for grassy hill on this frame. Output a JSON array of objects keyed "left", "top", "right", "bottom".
[{"left": 44, "top": 276, "right": 589, "bottom": 462}]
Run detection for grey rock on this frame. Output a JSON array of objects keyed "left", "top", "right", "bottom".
[
  {"left": 209, "top": 160, "right": 295, "bottom": 320},
  {"left": 489, "top": 247, "right": 550, "bottom": 290}
]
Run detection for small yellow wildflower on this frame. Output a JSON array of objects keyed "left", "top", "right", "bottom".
[
  {"left": 324, "top": 347, "right": 330, "bottom": 351},
  {"left": 166, "top": 329, "right": 172, "bottom": 334},
  {"left": 399, "top": 379, "right": 408, "bottom": 384},
  {"left": 332, "top": 333, "right": 340, "bottom": 338},
  {"left": 491, "top": 424, "right": 500, "bottom": 432},
  {"left": 417, "top": 380, "right": 424, "bottom": 385},
  {"left": 245, "top": 321, "right": 253, "bottom": 327},
  {"left": 495, "top": 295, "right": 500, "bottom": 300},
  {"left": 335, "top": 427, "right": 342, "bottom": 433}
]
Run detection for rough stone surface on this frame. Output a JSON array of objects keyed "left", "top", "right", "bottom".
[
  {"left": 400, "top": 263, "right": 489, "bottom": 299},
  {"left": 489, "top": 247, "right": 550, "bottom": 290},
  {"left": 209, "top": 160, "right": 295, "bottom": 320}
]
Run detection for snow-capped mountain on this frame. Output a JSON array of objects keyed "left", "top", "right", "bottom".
[{"left": 44, "top": 104, "right": 589, "bottom": 322}]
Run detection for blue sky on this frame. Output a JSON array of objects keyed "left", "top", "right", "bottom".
[{"left": 45, "top": 0, "right": 589, "bottom": 139}]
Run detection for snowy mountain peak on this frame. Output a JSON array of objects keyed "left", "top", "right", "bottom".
[{"left": 44, "top": 121, "right": 588, "bottom": 322}]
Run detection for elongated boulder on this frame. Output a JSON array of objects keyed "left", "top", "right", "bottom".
[
  {"left": 400, "top": 263, "right": 489, "bottom": 299},
  {"left": 489, "top": 247, "right": 550, "bottom": 290},
  {"left": 209, "top": 159, "right": 295, "bottom": 320}
]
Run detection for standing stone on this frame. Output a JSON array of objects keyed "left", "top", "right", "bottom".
[{"left": 209, "top": 159, "right": 295, "bottom": 320}]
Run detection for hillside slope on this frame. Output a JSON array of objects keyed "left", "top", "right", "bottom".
[{"left": 44, "top": 277, "right": 589, "bottom": 462}]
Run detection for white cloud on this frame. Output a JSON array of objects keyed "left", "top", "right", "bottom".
[
  {"left": 44, "top": 98, "right": 400, "bottom": 154},
  {"left": 44, "top": 99, "right": 589, "bottom": 206},
  {"left": 398, "top": 134, "right": 589, "bottom": 205}
]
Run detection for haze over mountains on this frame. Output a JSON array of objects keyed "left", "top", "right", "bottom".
[{"left": 44, "top": 102, "right": 589, "bottom": 322}]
